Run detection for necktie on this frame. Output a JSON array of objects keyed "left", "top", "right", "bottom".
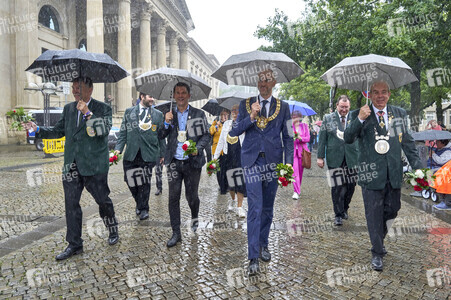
[
  {"left": 140, "top": 108, "right": 148, "bottom": 121},
  {"left": 77, "top": 111, "right": 83, "bottom": 127},
  {"left": 341, "top": 116, "right": 346, "bottom": 129},
  {"left": 377, "top": 110, "right": 385, "bottom": 128},
  {"left": 260, "top": 100, "right": 268, "bottom": 118}
]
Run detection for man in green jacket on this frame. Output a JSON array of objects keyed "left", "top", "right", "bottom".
[
  {"left": 317, "top": 95, "right": 359, "bottom": 226},
  {"left": 344, "top": 81, "right": 421, "bottom": 271},
  {"left": 25, "top": 77, "right": 119, "bottom": 260},
  {"left": 114, "top": 93, "right": 165, "bottom": 220}
]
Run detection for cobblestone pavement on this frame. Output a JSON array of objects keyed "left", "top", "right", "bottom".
[{"left": 0, "top": 146, "right": 449, "bottom": 299}]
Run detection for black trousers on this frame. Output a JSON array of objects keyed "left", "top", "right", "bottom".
[
  {"left": 362, "top": 182, "right": 401, "bottom": 257},
  {"left": 63, "top": 162, "right": 117, "bottom": 248},
  {"left": 167, "top": 158, "right": 201, "bottom": 234},
  {"left": 154, "top": 161, "right": 163, "bottom": 191},
  {"left": 123, "top": 150, "right": 156, "bottom": 212},
  {"left": 329, "top": 160, "right": 356, "bottom": 218}
]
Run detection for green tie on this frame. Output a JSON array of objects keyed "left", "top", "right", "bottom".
[{"left": 77, "top": 112, "right": 83, "bottom": 127}]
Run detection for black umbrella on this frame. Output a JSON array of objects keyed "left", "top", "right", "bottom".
[
  {"left": 201, "top": 99, "right": 222, "bottom": 115},
  {"left": 154, "top": 100, "right": 176, "bottom": 114},
  {"left": 412, "top": 130, "right": 451, "bottom": 141},
  {"left": 26, "top": 49, "right": 129, "bottom": 83}
]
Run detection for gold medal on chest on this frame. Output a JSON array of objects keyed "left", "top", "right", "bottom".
[
  {"left": 139, "top": 119, "right": 152, "bottom": 131},
  {"left": 336, "top": 128, "right": 344, "bottom": 140},
  {"left": 374, "top": 128, "right": 389, "bottom": 154},
  {"left": 177, "top": 130, "right": 187, "bottom": 142},
  {"left": 226, "top": 134, "right": 238, "bottom": 144}
]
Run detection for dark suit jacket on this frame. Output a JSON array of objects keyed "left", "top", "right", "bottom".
[
  {"left": 115, "top": 105, "right": 166, "bottom": 162},
  {"left": 229, "top": 96, "right": 293, "bottom": 168},
  {"left": 160, "top": 105, "right": 211, "bottom": 169},
  {"left": 344, "top": 104, "right": 421, "bottom": 190},
  {"left": 36, "top": 98, "right": 112, "bottom": 176},
  {"left": 317, "top": 111, "right": 359, "bottom": 169}
]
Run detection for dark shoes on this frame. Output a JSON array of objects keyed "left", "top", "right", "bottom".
[
  {"left": 108, "top": 231, "right": 119, "bottom": 245},
  {"left": 166, "top": 233, "right": 182, "bottom": 248},
  {"left": 260, "top": 247, "right": 271, "bottom": 262},
  {"left": 334, "top": 217, "right": 343, "bottom": 226},
  {"left": 248, "top": 258, "right": 260, "bottom": 275},
  {"left": 55, "top": 246, "right": 83, "bottom": 261},
  {"left": 155, "top": 189, "right": 162, "bottom": 196},
  {"left": 343, "top": 211, "right": 349, "bottom": 220},
  {"left": 135, "top": 208, "right": 141, "bottom": 216},
  {"left": 191, "top": 219, "right": 199, "bottom": 233},
  {"left": 371, "top": 256, "right": 383, "bottom": 271},
  {"left": 382, "top": 247, "right": 388, "bottom": 256},
  {"left": 139, "top": 210, "right": 149, "bottom": 220}
]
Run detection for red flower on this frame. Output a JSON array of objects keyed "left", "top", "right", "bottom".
[
  {"left": 109, "top": 157, "right": 114, "bottom": 163},
  {"left": 182, "top": 144, "right": 188, "bottom": 151},
  {"left": 414, "top": 185, "right": 422, "bottom": 191},
  {"left": 278, "top": 176, "right": 286, "bottom": 182},
  {"left": 13, "top": 110, "right": 16, "bottom": 113},
  {"left": 209, "top": 164, "right": 215, "bottom": 169},
  {"left": 415, "top": 178, "right": 421, "bottom": 183},
  {"left": 112, "top": 155, "right": 118, "bottom": 161},
  {"left": 282, "top": 180, "right": 289, "bottom": 187}
]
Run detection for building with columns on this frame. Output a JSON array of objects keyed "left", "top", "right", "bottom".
[{"left": 0, "top": 0, "right": 220, "bottom": 144}]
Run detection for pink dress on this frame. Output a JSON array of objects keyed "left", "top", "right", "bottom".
[{"left": 293, "top": 122, "right": 310, "bottom": 194}]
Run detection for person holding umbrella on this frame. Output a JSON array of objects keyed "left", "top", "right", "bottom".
[
  {"left": 291, "top": 110, "right": 310, "bottom": 200},
  {"left": 229, "top": 69, "right": 293, "bottom": 275},
  {"left": 24, "top": 77, "right": 119, "bottom": 260},
  {"left": 344, "top": 80, "right": 421, "bottom": 271},
  {"left": 161, "top": 82, "right": 211, "bottom": 248},
  {"left": 114, "top": 93, "right": 166, "bottom": 220},
  {"left": 317, "top": 95, "right": 359, "bottom": 225}
]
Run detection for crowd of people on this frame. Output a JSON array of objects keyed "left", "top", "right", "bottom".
[{"left": 23, "top": 72, "right": 450, "bottom": 275}]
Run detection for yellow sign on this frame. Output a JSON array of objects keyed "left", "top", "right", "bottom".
[{"left": 43, "top": 137, "right": 65, "bottom": 154}]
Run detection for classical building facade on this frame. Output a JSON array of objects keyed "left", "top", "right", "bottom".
[{"left": 0, "top": 0, "right": 220, "bottom": 144}]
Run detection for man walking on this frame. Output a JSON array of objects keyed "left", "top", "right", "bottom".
[
  {"left": 317, "top": 95, "right": 359, "bottom": 226},
  {"left": 114, "top": 93, "right": 165, "bottom": 220},
  {"left": 344, "top": 81, "right": 421, "bottom": 271},
  {"left": 161, "top": 82, "right": 211, "bottom": 247},
  {"left": 25, "top": 77, "right": 119, "bottom": 260}
]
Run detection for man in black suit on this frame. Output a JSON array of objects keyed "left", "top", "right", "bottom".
[
  {"left": 344, "top": 81, "right": 421, "bottom": 271},
  {"left": 25, "top": 77, "right": 119, "bottom": 260},
  {"left": 161, "top": 82, "right": 211, "bottom": 247}
]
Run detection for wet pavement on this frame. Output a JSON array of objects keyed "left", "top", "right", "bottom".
[{"left": 0, "top": 145, "right": 449, "bottom": 299}]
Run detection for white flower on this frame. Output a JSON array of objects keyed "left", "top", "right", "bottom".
[
  {"left": 211, "top": 163, "right": 216, "bottom": 168},
  {"left": 184, "top": 141, "right": 190, "bottom": 147},
  {"left": 280, "top": 169, "right": 287, "bottom": 176},
  {"left": 410, "top": 179, "right": 416, "bottom": 186},
  {"left": 109, "top": 152, "right": 114, "bottom": 158},
  {"left": 278, "top": 179, "right": 282, "bottom": 185},
  {"left": 414, "top": 169, "right": 424, "bottom": 179}
]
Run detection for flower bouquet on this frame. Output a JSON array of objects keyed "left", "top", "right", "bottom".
[
  {"left": 182, "top": 140, "right": 197, "bottom": 157},
  {"left": 206, "top": 159, "right": 220, "bottom": 176},
  {"left": 276, "top": 163, "right": 295, "bottom": 187},
  {"left": 6, "top": 107, "right": 34, "bottom": 131},
  {"left": 109, "top": 150, "right": 122, "bottom": 166},
  {"left": 404, "top": 168, "right": 435, "bottom": 191}
]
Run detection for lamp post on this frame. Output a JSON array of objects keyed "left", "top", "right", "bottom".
[{"left": 24, "top": 82, "right": 64, "bottom": 127}]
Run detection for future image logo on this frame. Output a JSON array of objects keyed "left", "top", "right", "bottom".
[
  {"left": 86, "top": 217, "right": 105, "bottom": 238},
  {"left": 426, "top": 68, "right": 451, "bottom": 87}
]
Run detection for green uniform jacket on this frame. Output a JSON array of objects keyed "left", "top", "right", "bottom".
[
  {"left": 115, "top": 105, "right": 166, "bottom": 162},
  {"left": 36, "top": 98, "right": 112, "bottom": 176},
  {"left": 317, "top": 111, "right": 359, "bottom": 169},
  {"left": 344, "top": 104, "right": 421, "bottom": 190}
]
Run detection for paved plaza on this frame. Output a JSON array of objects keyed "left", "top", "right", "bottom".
[{"left": 0, "top": 145, "right": 449, "bottom": 299}]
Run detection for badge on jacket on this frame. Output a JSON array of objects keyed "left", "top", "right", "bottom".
[
  {"left": 152, "top": 124, "right": 157, "bottom": 131},
  {"left": 86, "top": 126, "right": 96, "bottom": 137}
]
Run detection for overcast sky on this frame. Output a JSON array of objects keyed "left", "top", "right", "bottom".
[{"left": 184, "top": 0, "right": 305, "bottom": 64}]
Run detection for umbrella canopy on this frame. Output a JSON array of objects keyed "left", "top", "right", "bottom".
[
  {"left": 219, "top": 98, "right": 243, "bottom": 111},
  {"left": 321, "top": 54, "right": 418, "bottom": 92},
  {"left": 284, "top": 100, "right": 316, "bottom": 116},
  {"left": 216, "top": 91, "right": 254, "bottom": 104},
  {"left": 26, "top": 49, "right": 129, "bottom": 83},
  {"left": 201, "top": 99, "right": 223, "bottom": 116},
  {"left": 153, "top": 100, "right": 176, "bottom": 114},
  {"left": 212, "top": 50, "right": 304, "bottom": 86},
  {"left": 135, "top": 67, "right": 211, "bottom": 101},
  {"left": 411, "top": 130, "right": 451, "bottom": 141}
]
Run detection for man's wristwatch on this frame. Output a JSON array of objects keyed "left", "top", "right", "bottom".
[{"left": 83, "top": 111, "right": 93, "bottom": 119}]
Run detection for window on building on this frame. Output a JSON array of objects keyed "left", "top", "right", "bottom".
[
  {"left": 426, "top": 112, "right": 435, "bottom": 122},
  {"left": 38, "top": 5, "right": 60, "bottom": 33}
]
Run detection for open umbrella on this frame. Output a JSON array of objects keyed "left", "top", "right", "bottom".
[
  {"left": 284, "top": 100, "right": 316, "bottom": 116},
  {"left": 411, "top": 130, "right": 451, "bottom": 141},
  {"left": 201, "top": 99, "right": 222, "bottom": 116},
  {"left": 219, "top": 98, "right": 243, "bottom": 111},
  {"left": 135, "top": 67, "right": 211, "bottom": 102},
  {"left": 216, "top": 91, "right": 254, "bottom": 104},
  {"left": 153, "top": 100, "right": 176, "bottom": 114},
  {"left": 26, "top": 49, "right": 129, "bottom": 83},
  {"left": 212, "top": 50, "right": 304, "bottom": 86},
  {"left": 321, "top": 54, "right": 418, "bottom": 92}
]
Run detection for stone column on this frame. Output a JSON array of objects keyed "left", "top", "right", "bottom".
[
  {"left": 86, "top": 0, "right": 105, "bottom": 101},
  {"left": 151, "top": 42, "right": 157, "bottom": 69},
  {"left": 117, "top": 0, "right": 131, "bottom": 113},
  {"left": 179, "top": 40, "right": 189, "bottom": 70},
  {"left": 169, "top": 32, "right": 179, "bottom": 69},
  {"left": 156, "top": 20, "right": 167, "bottom": 68},
  {"left": 139, "top": 9, "right": 151, "bottom": 73}
]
